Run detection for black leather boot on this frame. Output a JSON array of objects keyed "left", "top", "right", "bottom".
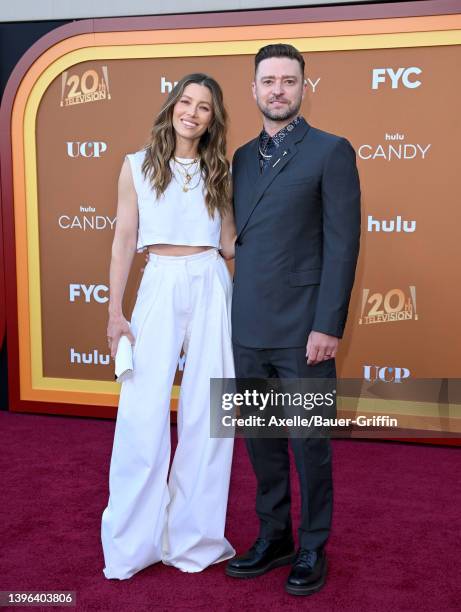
[
  {"left": 285, "top": 548, "right": 327, "bottom": 595},
  {"left": 225, "top": 537, "right": 295, "bottom": 578}
]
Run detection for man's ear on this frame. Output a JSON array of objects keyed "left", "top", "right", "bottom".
[{"left": 251, "top": 81, "right": 257, "bottom": 101}]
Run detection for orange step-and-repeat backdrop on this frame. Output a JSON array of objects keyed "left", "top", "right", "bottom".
[{"left": 2, "top": 8, "right": 460, "bottom": 436}]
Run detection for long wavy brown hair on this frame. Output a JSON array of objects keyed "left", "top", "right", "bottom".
[{"left": 141, "top": 73, "right": 231, "bottom": 218}]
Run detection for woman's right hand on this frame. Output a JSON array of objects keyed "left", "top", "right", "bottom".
[{"left": 107, "top": 314, "right": 135, "bottom": 359}]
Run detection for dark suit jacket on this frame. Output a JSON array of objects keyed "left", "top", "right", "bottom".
[{"left": 231, "top": 118, "right": 361, "bottom": 348}]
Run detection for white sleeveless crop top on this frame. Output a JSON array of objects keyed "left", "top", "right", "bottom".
[{"left": 126, "top": 150, "right": 221, "bottom": 252}]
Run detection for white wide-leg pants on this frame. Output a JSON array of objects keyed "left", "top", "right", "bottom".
[{"left": 101, "top": 249, "right": 235, "bottom": 579}]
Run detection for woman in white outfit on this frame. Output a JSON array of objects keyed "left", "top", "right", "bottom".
[{"left": 101, "top": 73, "right": 237, "bottom": 579}]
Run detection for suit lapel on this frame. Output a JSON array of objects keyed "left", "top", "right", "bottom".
[{"left": 237, "top": 119, "right": 310, "bottom": 238}]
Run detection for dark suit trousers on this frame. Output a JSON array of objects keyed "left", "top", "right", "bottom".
[{"left": 233, "top": 343, "right": 334, "bottom": 550}]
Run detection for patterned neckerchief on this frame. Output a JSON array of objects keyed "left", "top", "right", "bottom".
[{"left": 258, "top": 115, "right": 301, "bottom": 172}]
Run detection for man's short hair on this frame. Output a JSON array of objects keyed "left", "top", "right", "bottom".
[{"left": 255, "top": 43, "right": 305, "bottom": 76}]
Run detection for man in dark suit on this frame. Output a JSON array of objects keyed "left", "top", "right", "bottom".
[{"left": 225, "top": 44, "right": 361, "bottom": 596}]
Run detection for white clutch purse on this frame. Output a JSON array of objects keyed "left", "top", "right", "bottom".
[{"left": 115, "top": 334, "right": 133, "bottom": 383}]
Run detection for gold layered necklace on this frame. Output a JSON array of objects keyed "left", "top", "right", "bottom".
[{"left": 173, "top": 157, "right": 201, "bottom": 192}]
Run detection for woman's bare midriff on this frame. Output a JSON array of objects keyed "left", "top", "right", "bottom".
[{"left": 147, "top": 244, "right": 214, "bottom": 256}]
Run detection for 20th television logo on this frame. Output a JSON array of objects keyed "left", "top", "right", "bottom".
[
  {"left": 60, "top": 66, "right": 111, "bottom": 107},
  {"left": 359, "top": 286, "right": 418, "bottom": 325}
]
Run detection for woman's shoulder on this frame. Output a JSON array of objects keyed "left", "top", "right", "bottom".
[
  {"left": 124, "top": 150, "right": 149, "bottom": 193},
  {"left": 125, "top": 149, "right": 147, "bottom": 162},
  {"left": 124, "top": 150, "right": 149, "bottom": 181}
]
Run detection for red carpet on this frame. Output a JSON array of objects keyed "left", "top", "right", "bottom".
[{"left": 0, "top": 411, "right": 459, "bottom": 611}]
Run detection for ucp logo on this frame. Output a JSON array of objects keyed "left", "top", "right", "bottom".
[
  {"left": 66, "top": 142, "right": 107, "bottom": 157},
  {"left": 363, "top": 365, "right": 411, "bottom": 383}
]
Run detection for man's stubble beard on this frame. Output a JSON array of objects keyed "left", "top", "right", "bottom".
[{"left": 257, "top": 96, "right": 303, "bottom": 123}]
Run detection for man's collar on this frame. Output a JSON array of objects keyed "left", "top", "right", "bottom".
[{"left": 259, "top": 115, "right": 302, "bottom": 149}]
